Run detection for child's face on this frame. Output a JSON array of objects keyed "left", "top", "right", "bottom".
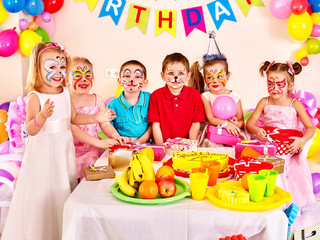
[
  {"left": 267, "top": 72, "right": 293, "bottom": 99},
  {"left": 118, "top": 64, "right": 147, "bottom": 93},
  {"left": 161, "top": 62, "right": 190, "bottom": 91},
  {"left": 204, "top": 63, "right": 229, "bottom": 94},
  {"left": 40, "top": 50, "right": 67, "bottom": 89},
  {"left": 71, "top": 62, "right": 93, "bottom": 94}
]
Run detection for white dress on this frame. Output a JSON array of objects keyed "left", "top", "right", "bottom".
[{"left": 2, "top": 88, "right": 77, "bottom": 240}]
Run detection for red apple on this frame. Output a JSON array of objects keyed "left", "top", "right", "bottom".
[
  {"left": 158, "top": 179, "right": 177, "bottom": 198},
  {"left": 155, "top": 175, "right": 173, "bottom": 185}
]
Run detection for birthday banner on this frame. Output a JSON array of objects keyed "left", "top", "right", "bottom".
[{"left": 77, "top": 0, "right": 264, "bottom": 37}]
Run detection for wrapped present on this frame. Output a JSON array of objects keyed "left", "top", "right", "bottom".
[
  {"left": 108, "top": 149, "right": 134, "bottom": 171},
  {"left": 164, "top": 138, "right": 197, "bottom": 155},
  {"left": 130, "top": 144, "right": 166, "bottom": 161},
  {"left": 207, "top": 124, "right": 239, "bottom": 146},
  {"left": 255, "top": 154, "right": 285, "bottom": 174},
  {"left": 109, "top": 143, "right": 134, "bottom": 154},
  {"left": 235, "top": 141, "right": 277, "bottom": 158},
  {"left": 234, "top": 157, "right": 273, "bottom": 180},
  {"left": 83, "top": 165, "right": 115, "bottom": 181}
]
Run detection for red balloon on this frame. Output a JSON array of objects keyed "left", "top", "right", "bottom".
[
  {"left": 291, "top": 0, "right": 309, "bottom": 15},
  {"left": 307, "top": 5, "right": 313, "bottom": 15},
  {"left": 43, "top": 0, "right": 64, "bottom": 14},
  {"left": 300, "top": 56, "right": 309, "bottom": 66}
]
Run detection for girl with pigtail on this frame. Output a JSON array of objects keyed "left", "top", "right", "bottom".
[{"left": 246, "top": 61, "right": 316, "bottom": 210}]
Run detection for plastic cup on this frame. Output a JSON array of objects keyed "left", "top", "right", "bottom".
[
  {"left": 205, "top": 162, "right": 221, "bottom": 187},
  {"left": 241, "top": 146, "right": 261, "bottom": 158},
  {"left": 189, "top": 172, "right": 209, "bottom": 200},
  {"left": 247, "top": 174, "right": 267, "bottom": 202},
  {"left": 259, "top": 170, "right": 278, "bottom": 197},
  {"left": 192, "top": 167, "right": 204, "bottom": 173}
]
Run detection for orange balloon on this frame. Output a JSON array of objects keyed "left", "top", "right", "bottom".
[
  {"left": 0, "top": 110, "right": 8, "bottom": 124},
  {"left": 139, "top": 180, "right": 158, "bottom": 199},
  {"left": 0, "top": 123, "right": 8, "bottom": 144},
  {"left": 28, "top": 21, "right": 39, "bottom": 31}
]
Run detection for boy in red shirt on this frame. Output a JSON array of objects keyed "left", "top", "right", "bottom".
[{"left": 148, "top": 52, "right": 205, "bottom": 144}]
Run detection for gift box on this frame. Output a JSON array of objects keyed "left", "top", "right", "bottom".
[
  {"left": 83, "top": 165, "right": 115, "bottom": 181},
  {"left": 255, "top": 154, "right": 285, "bottom": 174},
  {"left": 130, "top": 145, "right": 166, "bottom": 161},
  {"left": 234, "top": 157, "right": 273, "bottom": 180},
  {"left": 108, "top": 149, "right": 134, "bottom": 171},
  {"left": 109, "top": 143, "right": 134, "bottom": 154},
  {"left": 207, "top": 124, "right": 239, "bottom": 146},
  {"left": 164, "top": 138, "right": 197, "bottom": 155},
  {"left": 235, "top": 141, "right": 277, "bottom": 158}
]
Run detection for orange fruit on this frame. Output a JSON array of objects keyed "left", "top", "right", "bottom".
[
  {"left": 241, "top": 173, "right": 252, "bottom": 191},
  {"left": 155, "top": 166, "right": 175, "bottom": 179},
  {"left": 139, "top": 180, "right": 158, "bottom": 199}
]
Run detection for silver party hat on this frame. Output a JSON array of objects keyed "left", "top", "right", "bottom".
[{"left": 203, "top": 31, "right": 226, "bottom": 62}]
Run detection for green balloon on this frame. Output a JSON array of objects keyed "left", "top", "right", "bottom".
[
  {"left": 34, "top": 27, "right": 50, "bottom": 43},
  {"left": 244, "top": 111, "right": 253, "bottom": 124},
  {"left": 307, "top": 38, "right": 320, "bottom": 55},
  {"left": 97, "top": 131, "right": 108, "bottom": 140}
]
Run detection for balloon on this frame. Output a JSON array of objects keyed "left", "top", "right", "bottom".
[
  {"left": 19, "top": 19, "right": 29, "bottom": 31},
  {"left": 23, "top": 0, "right": 44, "bottom": 15},
  {"left": 115, "top": 85, "right": 123, "bottom": 97},
  {"left": 0, "top": 123, "right": 8, "bottom": 144},
  {"left": 212, "top": 96, "right": 237, "bottom": 120},
  {"left": 27, "top": 21, "right": 38, "bottom": 31},
  {"left": 269, "top": 0, "right": 292, "bottom": 19},
  {"left": 35, "top": 15, "right": 55, "bottom": 37},
  {"left": 41, "top": 11, "right": 52, "bottom": 22},
  {"left": 0, "top": 0, "right": 8, "bottom": 24},
  {"left": 300, "top": 56, "right": 309, "bottom": 66},
  {"left": 311, "top": 24, "right": 320, "bottom": 36},
  {"left": 291, "top": 0, "right": 309, "bottom": 14},
  {"left": 43, "top": 0, "right": 64, "bottom": 13},
  {"left": 2, "top": 0, "right": 25, "bottom": 13},
  {"left": 296, "top": 48, "right": 309, "bottom": 61},
  {"left": 0, "top": 29, "right": 19, "bottom": 57},
  {"left": 311, "top": 12, "right": 320, "bottom": 24},
  {"left": 311, "top": 3, "right": 320, "bottom": 12},
  {"left": 287, "top": 12, "right": 313, "bottom": 41},
  {"left": 0, "top": 110, "right": 8, "bottom": 124},
  {"left": 312, "top": 172, "right": 320, "bottom": 194},
  {"left": 307, "top": 37, "right": 320, "bottom": 54},
  {"left": 307, "top": 128, "right": 320, "bottom": 158},
  {"left": 19, "top": 29, "right": 41, "bottom": 56},
  {"left": 0, "top": 102, "right": 10, "bottom": 111},
  {"left": 105, "top": 97, "right": 115, "bottom": 106},
  {"left": 34, "top": 26, "right": 49, "bottom": 42},
  {"left": 0, "top": 140, "right": 10, "bottom": 155}
]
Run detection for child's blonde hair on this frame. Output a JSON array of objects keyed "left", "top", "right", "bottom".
[
  {"left": 161, "top": 53, "right": 190, "bottom": 73},
  {"left": 26, "top": 42, "right": 71, "bottom": 92},
  {"left": 72, "top": 57, "right": 94, "bottom": 78},
  {"left": 189, "top": 59, "right": 229, "bottom": 93}
]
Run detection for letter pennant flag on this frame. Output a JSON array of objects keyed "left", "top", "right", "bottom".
[
  {"left": 235, "top": 0, "right": 264, "bottom": 17},
  {"left": 155, "top": 10, "right": 177, "bottom": 37},
  {"left": 207, "top": 0, "right": 237, "bottom": 31},
  {"left": 181, "top": 6, "right": 206, "bottom": 37},
  {"left": 74, "top": 0, "right": 99, "bottom": 12},
  {"left": 99, "top": 0, "right": 127, "bottom": 25},
  {"left": 125, "top": 4, "right": 150, "bottom": 34}
]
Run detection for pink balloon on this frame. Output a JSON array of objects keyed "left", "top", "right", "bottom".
[
  {"left": 35, "top": 15, "right": 55, "bottom": 37},
  {"left": 19, "top": 19, "right": 29, "bottom": 31},
  {"left": 269, "top": 0, "right": 293, "bottom": 19},
  {"left": 311, "top": 24, "right": 320, "bottom": 37},
  {"left": 212, "top": 96, "right": 237, "bottom": 120},
  {"left": 0, "top": 29, "right": 19, "bottom": 57}
]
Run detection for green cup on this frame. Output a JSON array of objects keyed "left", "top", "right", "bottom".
[
  {"left": 247, "top": 174, "right": 267, "bottom": 202},
  {"left": 259, "top": 170, "right": 278, "bottom": 197}
]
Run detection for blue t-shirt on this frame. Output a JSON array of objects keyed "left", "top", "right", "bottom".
[{"left": 107, "top": 91, "right": 150, "bottom": 138}]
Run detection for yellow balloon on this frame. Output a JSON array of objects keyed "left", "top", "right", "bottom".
[
  {"left": 307, "top": 128, "right": 320, "bottom": 158},
  {"left": 296, "top": 48, "right": 309, "bottom": 62},
  {"left": 288, "top": 12, "right": 313, "bottom": 41},
  {"left": 0, "top": 0, "right": 8, "bottom": 25},
  {"left": 19, "top": 30, "right": 42, "bottom": 57},
  {"left": 115, "top": 85, "right": 123, "bottom": 97},
  {"left": 0, "top": 123, "right": 8, "bottom": 144},
  {"left": 311, "top": 13, "right": 320, "bottom": 25}
]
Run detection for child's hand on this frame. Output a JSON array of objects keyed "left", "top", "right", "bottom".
[
  {"left": 97, "top": 108, "right": 116, "bottom": 123},
  {"left": 256, "top": 128, "right": 268, "bottom": 141},
  {"left": 41, "top": 99, "right": 54, "bottom": 118},
  {"left": 225, "top": 122, "right": 241, "bottom": 136},
  {"left": 287, "top": 137, "right": 303, "bottom": 154},
  {"left": 228, "top": 117, "right": 239, "bottom": 127},
  {"left": 97, "top": 139, "right": 120, "bottom": 149},
  {"left": 113, "top": 135, "right": 129, "bottom": 145},
  {"left": 106, "top": 108, "right": 116, "bottom": 121}
]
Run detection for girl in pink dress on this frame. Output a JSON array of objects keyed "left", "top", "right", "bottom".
[
  {"left": 246, "top": 61, "right": 316, "bottom": 209},
  {"left": 70, "top": 57, "right": 125, "bottom": 179}
]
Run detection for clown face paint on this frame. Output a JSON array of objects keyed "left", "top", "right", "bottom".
[
  {"left": 267, "top": 78, "right": 286, "bottom": 94},
  {"left": 205, "top": 70, "right": 225, "bottom": 86},
  {"left": 43, "top": 56, "right": 66, "bottom": 82},
  {"left": 72, "top": 65, "right": 93, "bottom": 91},
  {"left": 120, "top": 66, "right": 145, "bottom": 92}
]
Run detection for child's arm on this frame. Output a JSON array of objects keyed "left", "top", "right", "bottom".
[
  {"left": 229, "top": 100, "right": 244, "bottom": 129},
  {"left": 287, "top": 100, "right": 315, "bottom": 154},
  {"left": 99, "top": 121, "right": 129, "bottom": 145},
  {"left": 246, "top": 98, "right": 268, "bottom": 141},
  {"left": 133, "top": 125, "right": 152, "bottom": 144},
  {"left": 152, "top": 122, "right": 163, "bottom": 145},
  {"left": 189, "top": 122, "right": 200, "bottom": 140}
]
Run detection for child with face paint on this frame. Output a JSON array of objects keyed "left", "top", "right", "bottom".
[
  {"left": 2, "top": 42, "right": 114, "bottom": 240},
  {"left": 148, "top": 53, "right": 205, "bottom": 145},
  {"left": 104, "top": 60, "right": 152, "bottom": 144},
  {"left": 246, "top": 61, "right": 316, "bottom": 209},
  {"left": 69, "top": 57, "right": 121, "bottom": 180}
]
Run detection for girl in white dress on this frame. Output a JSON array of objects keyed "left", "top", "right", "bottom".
[{"left": 2, "top": 42, "right": 113, "bottom": 240}]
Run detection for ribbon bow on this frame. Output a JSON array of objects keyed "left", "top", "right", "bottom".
[
  {"left": 286, "top": 61, "right": 294, "bottom": 75},
  {"left": 266, "top": 128, "right": 280, "bottom": 142}
]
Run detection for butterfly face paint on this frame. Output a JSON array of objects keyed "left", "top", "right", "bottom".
[
  {"left": 165, "top": 67, "right": 186, "bottom": 84},
  {"left": 43, "top": 56, "right": 66, "bottom": 83},
  {"left": 205, "top": 70, "right": 225, "bottom": 86},
  {"left": 120, "top": 68, "right": 144, "bottom": 91},
  {"left": 267, "top": 78, "right": 286, "bottom": 94},
  {"left": 72, "top": 66, "right": 93, "bottom": 91}
]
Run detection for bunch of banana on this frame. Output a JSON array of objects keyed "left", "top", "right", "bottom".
[{"left": 116, "top": 169, "right": 137, "bottom": 197}]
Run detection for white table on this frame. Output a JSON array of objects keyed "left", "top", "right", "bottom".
[{"left": 62, "top": 149, "right": 289, "bottom": 240}]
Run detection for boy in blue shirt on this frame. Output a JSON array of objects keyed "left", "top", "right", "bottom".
[{"left": 104, "top": 60, "right": 151, "bottom": 144}]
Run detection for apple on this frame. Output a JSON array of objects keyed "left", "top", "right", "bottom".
[
  {"left": 155, "top": 174, "right": 173, "bottom": 185},
  {"left": 158, "top": 179, "right": 177, "bottom": 198}
]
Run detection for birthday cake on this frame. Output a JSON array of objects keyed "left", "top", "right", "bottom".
[
  {"left": 172, "top": 151, "right": 229, "bottom": 173},
  {"left": 164, "top": 138, "right": 198, "bottom": 155},
  {"left": 218, "top": 186, "right": 250, "bottom": 205}
]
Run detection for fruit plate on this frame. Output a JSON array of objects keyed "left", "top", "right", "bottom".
[
  {"left": 110, "top": 177, "right": 191, "bottom": 205},
  {"left": 206, "top": 181, "right": 291, "bottom": 211}
]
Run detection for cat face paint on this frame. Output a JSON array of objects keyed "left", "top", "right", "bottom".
[
  {"left": 165, "top": 67, "right": 187, "bottom": 84},
  {"left": 72, "top": 66, "right": 93, "bottom": 90},
  {"left": 205, "top": 70, "right": 225, "bottom": 86},
  {"left": 267, "top": 78, "right": 286, "bottom": 94},
  {"left": 43, "top": 56, "right": 66, "bottom": 82},
  {"left": 120, "top": 68, "right": 144, "bottom": 91}
]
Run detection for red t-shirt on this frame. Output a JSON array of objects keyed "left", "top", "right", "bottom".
[{"left": 148, "top": 85, "right": 205, "bottom": 142}]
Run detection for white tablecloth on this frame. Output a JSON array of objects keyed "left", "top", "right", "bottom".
[{"left": 62, "top": 149, "right": 289, "bottom": 240}]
